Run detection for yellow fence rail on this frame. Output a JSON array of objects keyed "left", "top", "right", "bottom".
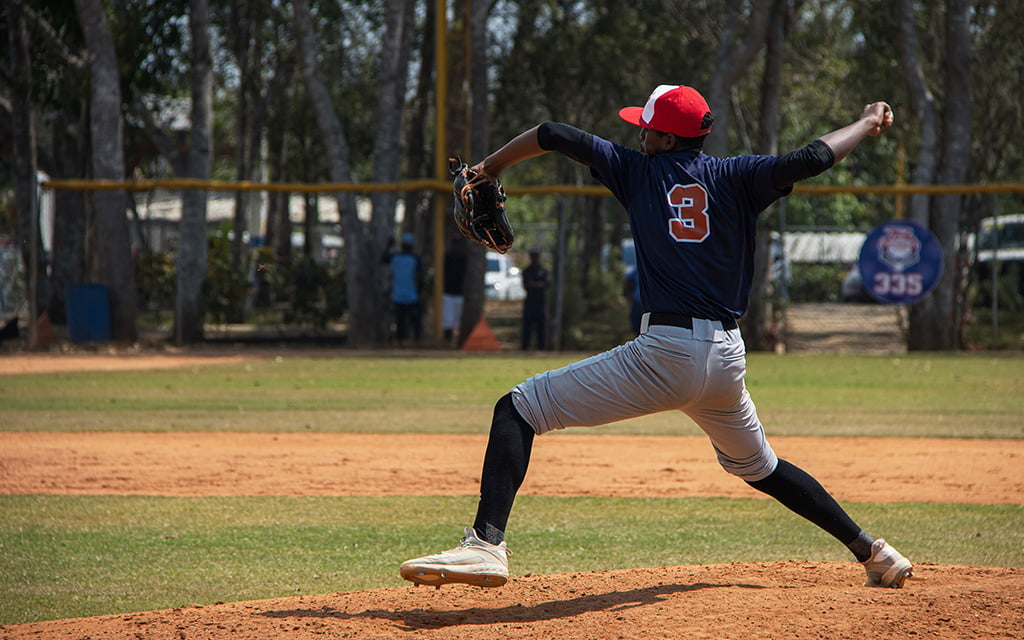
[{"left": 41, "top": 178, "right": 1024, "bottom": 197}]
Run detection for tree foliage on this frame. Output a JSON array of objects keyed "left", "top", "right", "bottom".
[{"left": 2, "top": 0, "right": 1023, "bottom": 349}]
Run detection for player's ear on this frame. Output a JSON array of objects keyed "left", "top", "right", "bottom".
[{"left": 657, "top": 133, "right": 676, "bottom": 153}]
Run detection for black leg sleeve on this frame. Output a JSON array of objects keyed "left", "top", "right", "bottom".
[
  {"left": 747, "top": 459, "right": 862, "bottom": 546},
  {"left": 472, "top": 392, "right": 535, "bottom": 545}
]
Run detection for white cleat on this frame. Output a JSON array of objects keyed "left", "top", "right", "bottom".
[
  {"left": 862, "top": 538, "right": 913, "bottom": 588},
  {"left": 400, "top": 527, "right": 510, "bottom": 588}
]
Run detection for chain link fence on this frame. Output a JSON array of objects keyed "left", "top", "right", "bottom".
[
  {"left": 769, "top": 228, "right": 905, "bottom": 354},
  {"left": 10, "top": 179, "right": 1021, "bottom": 352}
]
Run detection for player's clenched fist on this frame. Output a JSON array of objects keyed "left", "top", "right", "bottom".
[{"left": 863, "top": 101, "right": 894, "bottom": 136}]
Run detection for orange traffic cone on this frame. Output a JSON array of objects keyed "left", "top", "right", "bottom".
[{"left": 462, "top": 317, "right": 502, "bottom": 352}]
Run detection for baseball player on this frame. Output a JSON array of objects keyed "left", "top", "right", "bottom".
[{"left": 401, "top": 85, "right": 913, "bottom": 589}]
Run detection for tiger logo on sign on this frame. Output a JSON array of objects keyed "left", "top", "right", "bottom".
[{"left": 876, "top": 225, "right": 921, "bottom": 272}]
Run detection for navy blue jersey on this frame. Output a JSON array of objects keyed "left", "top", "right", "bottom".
[{"left": 588, "top": 135, "right": 790, "bottom": 320}]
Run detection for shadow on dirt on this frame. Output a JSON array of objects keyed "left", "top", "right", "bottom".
[{"left": 259, "top": 581, "right": 765, "bottom": 629}]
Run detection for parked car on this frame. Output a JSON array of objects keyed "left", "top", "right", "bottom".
[
  {"left": 485, "top": 251, "right": 526, "bottom": 301},
  {"left": 974, "top": 214, "right": 1024, "bottom": 304}
]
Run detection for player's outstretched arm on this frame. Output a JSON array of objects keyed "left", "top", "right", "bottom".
[
  {"left": 818, "top": 102, "right": 894, "bottom": 164},
  {"left": 473, "top": 126, "right": 550, "bottom": 178}
]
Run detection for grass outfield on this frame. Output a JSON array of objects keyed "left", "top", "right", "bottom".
[
  {"left": 2, "top": 494, "right": 1022, "bottom": 625},
  {"left": 1, "top": 353, "right": 1022, "bottom": 438},
  {"left": 0, "top": 352, "right": 1022, "bottom": 624}
]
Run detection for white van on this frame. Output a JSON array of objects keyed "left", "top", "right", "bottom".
[
  {"left": 974, "top": 214, "right": 1024, "bottom": 299},
  {"left": 976, "top": 214, "right": 1024, "bottom": 265},
  {"left": 485, "top": 251, "right": 526, "bottom": 300}
]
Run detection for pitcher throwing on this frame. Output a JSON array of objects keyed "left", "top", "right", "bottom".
[{"left": 401, "top": 84, "right": 912, "bottom": 590}]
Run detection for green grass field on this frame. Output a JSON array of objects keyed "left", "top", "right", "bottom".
[
  {"left": 2, "top": 352, "right": 1022, "bottom": 437},
  {"left": 1, "top": 352, "right": 1022, "bottom": 624}
]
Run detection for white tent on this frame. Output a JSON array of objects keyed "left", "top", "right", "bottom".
[{"left": 783, "top": 232, "right": 866, "bottom": 264}]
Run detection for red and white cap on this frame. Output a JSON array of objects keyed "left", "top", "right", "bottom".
[{"left": 618, "top": 85, "right": 713, "bottom": 138}]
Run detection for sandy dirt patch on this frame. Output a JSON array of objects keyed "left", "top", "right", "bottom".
[{"left": 1, "top": 431, "right": 1022, "bottom": 505}]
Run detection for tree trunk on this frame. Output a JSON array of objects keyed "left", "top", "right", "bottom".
[
  {"left": 74, "top": 0, "right": 138, "bottom": 343},
  {"left": 897, "top": 0, "right": 939, "bottom": 226},
  {"left": 174, "top": 0, "right": 214, "bottom": 344},
  {"left": 908, "top": 0, "right": 971, "bottom": 351},
  {"left": 48, "top": 120, "right": 88, "bottom": 325},
  {"left": 227, "top": 0, "right": 270, "bottom": 323},
  {"left": 263, "top": 45, "right": 298, "bottom": 301},
  {"left": 705, "top": 0, "right": 772, "bottom": 157},
  {"left": 230, "top": 8, "right": 253, "bottom": 322},
  {"left": 291, "top": 0, "right": 375, "bottom": 345},
  {"left": 745, "top": 0, "right": 788, "bottom": 352},
  {"left": 6, "top": 0, "right": 42, "bottom": 331},
  {"left": 229, "top": 1, "right": 254, "bottom": 324},
  {"left": 13, "top": 2, "right": 90, "bottom": 328},
  {"left": 899, "top": 0, "right": 941, "bottom": 350},
  {"left": 367, "top": 0, "right": 415, "bottom": 343},
  {"left": 403, "top": 0, "right": 436, "bottom": 244},
  {"left": 268, "top": 125, "right": 293, "bottom": 265}
]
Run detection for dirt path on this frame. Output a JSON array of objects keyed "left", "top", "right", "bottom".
[
  {"left": 1, "top": 351, "right": 1022, "bottom": 639},
  {"left": 2, "top": 431, "right": 1021, "bottom": 505}
]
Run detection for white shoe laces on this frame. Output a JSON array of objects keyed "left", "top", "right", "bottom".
[{"left": 451, "top": 534, "right": 511, "bottom": 556}]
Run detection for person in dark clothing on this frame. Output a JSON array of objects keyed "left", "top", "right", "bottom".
[
  {"left": 520, "top": 248, "right": 550, "bottom": 350},
  {"left": 443, "top": 236, "right": 468, "bottom": 345}
]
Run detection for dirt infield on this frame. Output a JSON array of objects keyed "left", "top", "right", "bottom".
[
  {"left": 1, "top": 352, "right": 1022, "bottom": 639},
  {"left": 4, "top": 431, "right": 1023, "bottom": 505}
]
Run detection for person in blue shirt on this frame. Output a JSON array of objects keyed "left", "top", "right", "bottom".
[
  {"left": 382, "top": 232, "right": 423, "bottom": 346},
  {"left": 401, "top": 85, "right": 912, "bottom": 590}
]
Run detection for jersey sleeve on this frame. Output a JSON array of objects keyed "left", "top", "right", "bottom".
[
  {"left": 585, "top": 135, "right": 648, "bottom": 204},
  {"left": 723, "top": 154, "right": 794, "bottom": 213},
  {"left": 771, "top": 139, "right": 835, "bottom": 189},
  {"left": 537, "top": 122, "right": 594, "bottom": 165},
  {"left": 536, "top": 123, "right": 646, "bottom": 206}
]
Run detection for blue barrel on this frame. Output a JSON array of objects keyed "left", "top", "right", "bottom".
[{"left": 66, "top": 283, "right": 111, "bottom": 343}]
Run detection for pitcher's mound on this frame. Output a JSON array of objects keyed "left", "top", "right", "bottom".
[{"left": 6, "top": 562, "right": 1021, "bottom": 639}]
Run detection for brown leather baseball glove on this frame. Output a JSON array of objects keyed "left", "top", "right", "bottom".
[{"left": 449, "top": 156, "right": 514, "bottom": 254}]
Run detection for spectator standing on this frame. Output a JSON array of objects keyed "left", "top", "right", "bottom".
[
  {"left": 520, "top": 247, "right": 550, "bottom": 350},
  {"left": 382, "top": 232, "right": 423, "bottom": 346},
  {"left": 443, "top": 236, "right": 468, "bottom": 345}
]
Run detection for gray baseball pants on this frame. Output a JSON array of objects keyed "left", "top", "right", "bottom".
[{"left": 511, "top": 315, "right": 778, "bottom": 482}]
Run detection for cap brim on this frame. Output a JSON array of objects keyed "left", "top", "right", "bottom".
[{"left": 618, "top": 106, "right": 646, "bottom": 127}]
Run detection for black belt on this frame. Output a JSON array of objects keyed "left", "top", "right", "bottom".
[{"left": 648, "top": 312, "right": 738, "bottom": 331}]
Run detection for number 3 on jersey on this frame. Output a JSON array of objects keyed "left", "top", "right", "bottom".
[{"left": 667, "top": 183, "right": 710, "bottom": 243}]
